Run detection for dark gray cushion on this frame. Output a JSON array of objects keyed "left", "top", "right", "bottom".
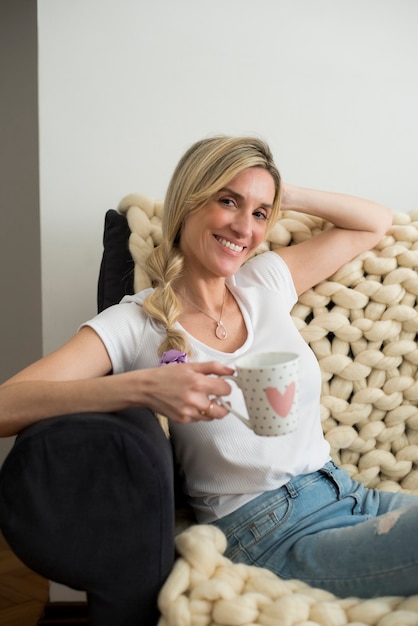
[
  {"left": 0, "top": 409, "right": 175, "bottom": 626},
  {"left": 97, "top": 209, "right": 134, "bottom": 312}
]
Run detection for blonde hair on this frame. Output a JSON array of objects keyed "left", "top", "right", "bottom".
[{"left": 143, "top": 135, "right": 281, "bottom": 357}]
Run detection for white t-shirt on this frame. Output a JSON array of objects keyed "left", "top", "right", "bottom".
[{"left": 83, "top": 252, "right": 330, "bottom": 522}]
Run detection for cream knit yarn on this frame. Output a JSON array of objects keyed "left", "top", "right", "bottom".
[{"left": 117, "top": 195, "right": 418, "bottom": 624}]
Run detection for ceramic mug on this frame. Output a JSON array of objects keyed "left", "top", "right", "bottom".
[{"left": 219, "top": 351, "right": 300, "bottom": 436}]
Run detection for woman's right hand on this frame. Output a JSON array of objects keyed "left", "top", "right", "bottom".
[{"left": 134, "top": 361, "right": 233, "bottom": 424}]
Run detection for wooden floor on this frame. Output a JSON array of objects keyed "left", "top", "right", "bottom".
[{"left": 0, "top": 531, "right": 49, "bottom": 626}]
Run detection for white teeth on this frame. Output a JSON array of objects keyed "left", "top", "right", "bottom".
[{"left": 218, "top": 237, "right": 243, "bottom": 252}]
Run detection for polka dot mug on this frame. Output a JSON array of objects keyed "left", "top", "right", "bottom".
[{"left": 218, "top": 352, "right": 300, "bottom": 436}]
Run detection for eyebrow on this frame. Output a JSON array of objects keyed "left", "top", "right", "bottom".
[{"left": 218, "top": 187, "right": 273, "bottom": 209}]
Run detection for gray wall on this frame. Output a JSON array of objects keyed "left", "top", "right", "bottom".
[{"left": 0, "top": 0, "right": 41, "bottom": 455}]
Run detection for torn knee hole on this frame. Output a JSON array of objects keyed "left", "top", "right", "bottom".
[{"left": 375, "top": 510, "right": 401, "bottom": 535}]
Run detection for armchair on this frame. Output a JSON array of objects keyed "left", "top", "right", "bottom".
[{"left": 1, "top": 196, "right": 418, "bottom": 626}]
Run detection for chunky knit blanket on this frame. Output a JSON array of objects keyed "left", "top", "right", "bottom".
[
  {"left": 158, "top": 524, "right": 418, "bottom": 626},
  {"left": 118, "top": 194, "right": 418, "bottom": 625}
]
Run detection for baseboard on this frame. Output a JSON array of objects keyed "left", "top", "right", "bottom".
[{"left": 37, "top": 602, "right": 89, "bottom": 625}]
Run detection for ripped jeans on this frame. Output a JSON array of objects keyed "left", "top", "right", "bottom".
[{"left": 212, "top": 461, "right": 418, "bottom": 598}]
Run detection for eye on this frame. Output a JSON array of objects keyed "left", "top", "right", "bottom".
[
  {"left": 253, "top": 209, "right": 268, "bottom": 221},
  {"left": 219, "top": 197, "right": 236, "bottom": 208}
]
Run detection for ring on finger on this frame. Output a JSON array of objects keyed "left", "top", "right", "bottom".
[{"left": 200, "top": 401, "right": 214, "bottom": 417}]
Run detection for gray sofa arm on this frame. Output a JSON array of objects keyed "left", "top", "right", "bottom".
[{"left": 0, "top": 408, "right": 175, "bottom": 626}]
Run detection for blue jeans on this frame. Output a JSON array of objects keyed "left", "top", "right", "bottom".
[{"left": 212, "top": 461, "right": 418, "bottom": 598}]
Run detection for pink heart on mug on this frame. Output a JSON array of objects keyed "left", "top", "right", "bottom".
[{"left": 264, "top": 383, "right": 295, "bottom": 417}]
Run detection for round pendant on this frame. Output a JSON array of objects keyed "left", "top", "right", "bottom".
[{"left": 215, "top": 321, "right": 227, "bottom": 340}]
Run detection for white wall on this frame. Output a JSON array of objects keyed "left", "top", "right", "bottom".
[{"left": 38, "top": 0, "right": 418, "bottom": 355}]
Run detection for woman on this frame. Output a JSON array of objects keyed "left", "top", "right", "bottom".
[{"left": 1, "top": 135, "right": 417, "bottom": 599}]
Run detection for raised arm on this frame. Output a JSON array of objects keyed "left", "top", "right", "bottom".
[{"left": 276, "top": 184, "right": 393, "bottom": 295}]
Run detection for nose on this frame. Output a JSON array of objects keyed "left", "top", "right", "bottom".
[{"left": 230, "top": 211, "right": 252, "bottom": 238}]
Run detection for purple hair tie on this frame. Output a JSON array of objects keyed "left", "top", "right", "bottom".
[{"left": 159, "top": 350, "right": 188, "bottom": 366}]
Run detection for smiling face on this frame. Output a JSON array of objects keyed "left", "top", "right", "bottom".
[{"left": 179, "top": 167, "right": 276, "bottom": 280}]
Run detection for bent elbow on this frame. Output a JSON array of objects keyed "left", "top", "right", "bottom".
[{"left": 373, "top": 206, "right": 393, "bottom": 242}]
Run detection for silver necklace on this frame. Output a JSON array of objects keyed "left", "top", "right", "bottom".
[{"left": 180, "top": 288, "right": 228, "bottom": 340}]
